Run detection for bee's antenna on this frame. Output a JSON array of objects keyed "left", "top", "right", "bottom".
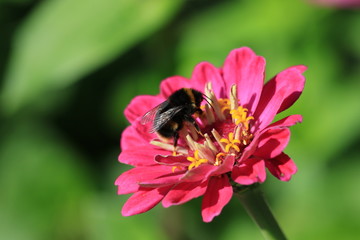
[{"left": 202, "top": 94, "right": 215, "bottom": 110}]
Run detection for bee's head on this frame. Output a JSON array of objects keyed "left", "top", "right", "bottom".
[
  {"left": 190, "top": 89, "right": 204, "bottom": 107},
  {"left": 169, "top": 88, "right": 205, "bottom": 115}
]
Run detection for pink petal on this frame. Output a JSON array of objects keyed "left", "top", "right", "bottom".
[
  {"left": 254, "top": 65, "right": 306, "bottom": 131},
  {"left": 209, "top": 155, "right": 235, "bottom": 176},
  {"left": 121, "top": 186, "right": 172, "bottom": 216},
  {"left": 223, "top": 47, "right": 266, "bottom": 114},
  {"left": 239, "top": 118, "right": 296, "bottom": 164},
  {"left": 124, "top": 95, "right": 163, "bottom": 124},
  {"left": 162, "top": 180, "right": 209, "bottom": 207},
  {"left": 139, "top": 170, "right": 186, "bottom": 188},
  {"left": 232, "top": 158, "right": 266, "bottom": 185},
  {"left": 238, "top": 132, "right": 261, "bottom": 163},
  {"left": 179, "top": 156, "right": 234, "bottom": 183},
  {"left": 155, "top": 155, "right": 189, "bottom": 166},
  {"left": 118, "top": 147, "right": 168, "bottom": 166},
  {"left": 160, "top": 76, "right": 191, "bottom": 98},
  {"left": 191, "top": 62, "right": 226, "bottom": 98},
  {"left": 180, "top": 164, "right": 217, "bottom": 182},
  {"left": 254, "top": 128, "right": 291, "bottom": 159},
  {"left": 120, "top": 124, "right": 154, "bottom": 151},
  {"left": 239, "top": 115, "right": 301, "bottom": 164},
  {"left": 115, "top": 165, "right": 173, "bottom": 194},
  {"left": 265, "top": 152, "right": 297, "bottom": 181},
  {"left": 277, "top": 65, "right": 307, "bottom": 113},
  {"left": 201, "top": 175, "right": 233, "bottom": 222},
  {"left": 267, "top": 114, "right": 303, "bottom": 129}
]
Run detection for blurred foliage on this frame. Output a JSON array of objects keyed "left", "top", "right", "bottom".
[
  {"left": 0, "top": 0, "right": 359, "bottom": 239},
  {"left": 1, "top": 0, "right": 182, "bottom": 114}
]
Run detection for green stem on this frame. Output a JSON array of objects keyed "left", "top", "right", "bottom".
[{"left": 234, "top": 185, "right": 287, "bottom": 240}]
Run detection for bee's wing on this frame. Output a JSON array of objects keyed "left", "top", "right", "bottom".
[
  {"left": 141, "top": 101, "right": 168, "bottom": 125},
  {"left": 152, "top": 105, "right": 184, "bottom": 133}
]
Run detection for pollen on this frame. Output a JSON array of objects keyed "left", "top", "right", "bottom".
[
  {"left": 217, "top": 98, "right": 231, "bottom": 113},
  {"left": 215, "top": 152, "right": 226, "bottom": 166},
  {"left": 241, "top": 129, "right": 253, "bottom": 146},
  {"left": 220, "top": 132, "right": 241, "bottom": 153},
  {"left": 230, "top": 106, "right": 254, "bottom": 130},
  {"left": 187, "top": 150, "right": 208, "bottom": 170}
]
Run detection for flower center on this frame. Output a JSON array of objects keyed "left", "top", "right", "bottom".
[
  {"left": 230, "top": 106, "right": 254, "bottom": 130},
  {"left": 187, "top": 150, "right": 208, "bottom": 170},
  {"left": 151, "top": 83, "right": 254, "bottom": 170},
  {"left": 220, "top": 132, "right": 241, "bottom": 153}
]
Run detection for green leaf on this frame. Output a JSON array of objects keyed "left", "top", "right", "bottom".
[
  {"left": 1, "top": 0, "right": 182, "bottom": 114},
  {"left": 0, "top": 119, "right": 91, "bottom": 239}
]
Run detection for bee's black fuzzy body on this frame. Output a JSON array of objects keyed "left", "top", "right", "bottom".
[{"left": 141, "top": 88, "right": 204, "bottom": 148}]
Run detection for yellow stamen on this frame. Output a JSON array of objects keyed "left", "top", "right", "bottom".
[
  {"left": 241, "top": 129, "right": 253, "bottom": 146},
  {"left": 230, "top": 106, "right": 254, "bottom": 130},
  {"left": 220, "top": 132, "right": 241, "bottom": 153},
  {"left": 215, "top": 152, "right": 226, "bottom": 166},
  {"left": 187, "top": 150, "right": 208, "bottom": 170},
  {"left": 217, "top": 98, "right": 231, "bottom": 113}
]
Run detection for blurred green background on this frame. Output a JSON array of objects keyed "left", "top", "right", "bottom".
[{"left": 1, "top": 0, "right": 359, "bottom": 239}]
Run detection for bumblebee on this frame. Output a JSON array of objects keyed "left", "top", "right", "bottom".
[{"left": 141, "top": 88, "right": 205, "bottom": 150}]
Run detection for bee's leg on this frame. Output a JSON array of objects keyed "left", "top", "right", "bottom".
[
  {"left": 193, "top": 122, "right": 204, "bottom": 137},
  {"left": 185, "top": 116, "right": 203, "bottom": 137},
  {"left": 172, "top": 132, "right": 179, "bottom": 156}
]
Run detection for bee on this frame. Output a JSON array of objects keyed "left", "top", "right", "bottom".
[{"left": 141, "top": 88, "right": 207, "bottom": 151}]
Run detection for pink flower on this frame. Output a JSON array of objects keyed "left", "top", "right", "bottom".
[{"left": 115, "top": 47, "right": 306, "bottom": 222}]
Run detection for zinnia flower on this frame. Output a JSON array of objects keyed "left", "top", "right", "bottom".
[{"left": 115, "top": 47, "right": 306, "bottom": 222}]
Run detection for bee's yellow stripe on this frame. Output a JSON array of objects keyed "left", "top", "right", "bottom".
[{"left": 184, "top": 88, "right": 195, "bottom": 103}]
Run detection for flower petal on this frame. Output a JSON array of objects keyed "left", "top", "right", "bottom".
[
  {"left": 180, "top": 164, "right": 217, "bottom": 182},
  {"left": 238, "top": 133, "right": 261, "bottom": 164},
  {"left": 223, "top": 47, "right": 266, "bottom": 114},
  {"left": 232, "top": 158, "right": 266, "bottom": 185},
  {"left": 119, "top": 147, "right": 168, "bottom": 166},
  {"left": 277, "top": 65, "right": 307, "bottom": 113},
  {"left": 120, "top": 124, "right": 154, "bottom": 151},
  {"left": 240, "top": 114, "right": 301, "bottom": 164},
  {"left": 124, "top": 95, "right": 163, "bottom": 124},
  {"left": 139, "top": 170, "right": 186, "bottom": 188},
  {"left": 121, "top": 186, "right": 172, "bottom": 216},
  {"left": 181, "top": 155, "right": 234, "bottom": 183},
  {"left": 254, "top": 65, "right": 306, "bottom": 131},
  {"left": 160, "top": 76, "right": 191, "bottom": 98},
  {"left": 254, "top": 128, "right": 291, "bottom": 159},
  {"left": 265, "top": 152, "right": 297, "bottom": 181},
  {"left": 155, "top": 155, "right": 189, "bottom": 166},
  {"left": 267, "top": 114, "right": 303, "bottom": 129},
  {"left": 115, "top": 165, "right": 173, "bottom": 194},
  {"left": 201, "top": 175, "right": 233, "bottom": 222},
  {"left": 209, "top": 155, "right": 235, "bottom": 176},
  {"left": 191, "top": 62, "right": 226, "bottom": 98},
  {"left": 162, "top": 180, "right": 209, "bottom": 207}
]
